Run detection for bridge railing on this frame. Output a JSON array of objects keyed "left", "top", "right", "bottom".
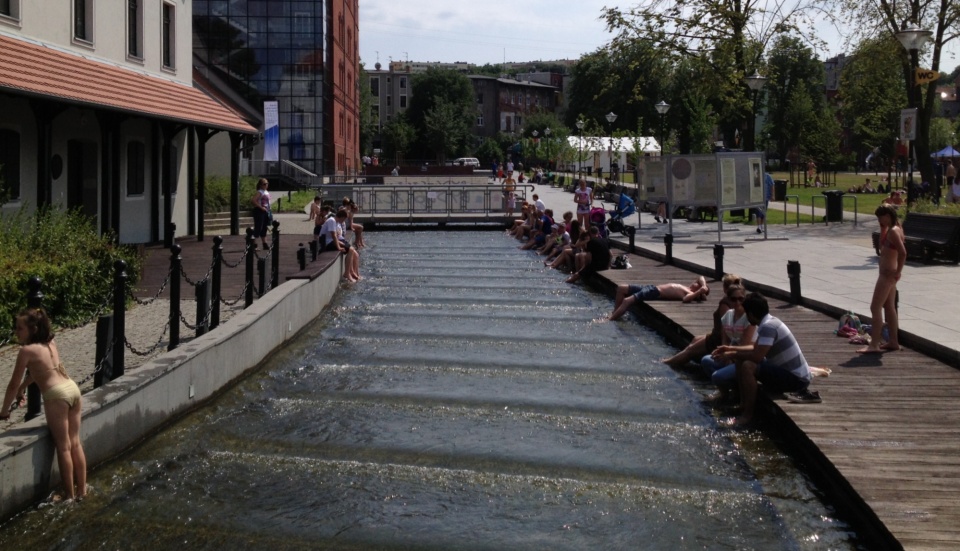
[{"left": 319, "top": 183, "right": 535, "bottom": 216}]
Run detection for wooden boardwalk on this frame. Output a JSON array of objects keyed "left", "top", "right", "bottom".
[
  {"left": 596, "top": 253, "right": 960, "bottom": 551},
  {"left": 134, "top": 234, "right": 317, "bottom": 300}
]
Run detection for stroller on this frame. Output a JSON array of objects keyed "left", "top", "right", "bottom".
[
  {"left": 605, "top": 193, "right": 636, "bottom": 236},
  {"left": 590, "top": 206, "right": 608, "bottom": 238}
]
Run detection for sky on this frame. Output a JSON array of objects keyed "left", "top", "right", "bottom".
[{"left": 358, "top": 0, "right": 959, "bottom": 70}]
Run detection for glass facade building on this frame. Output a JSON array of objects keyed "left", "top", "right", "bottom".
[{"left": 193, "top": 0, "right": 328, "bottom": 174}]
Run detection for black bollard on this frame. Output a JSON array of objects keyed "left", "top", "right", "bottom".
[
  {"left": 112, "top": 260, "right": 128, "bottom": 378},
  {"left": 245, "top": 228, "right": 256, "bottom": 308},
  {"left": 298, "top": 243, "right": 307, "bottom": 271},
  {"left": 309, "top": 240, "right": 318, "bottom": 262},
  {"left": 24, "top": 277, "right": 44, "bottom": 421},
  {"left": 626, "top": 225, "right": 636, "bottom": 254},
  {"left": 195, "top": 278, "right": 211, "bottom": 337},
  {"left": 787, "top": 260, "right": 801, "bottom": 304},
  {"left": 713, "top": 244, "right": 725, "bottom": 282},
  {"left": 211, "top": 236, "right": 223, "bottom": 330},
  {"left": 258, "top": 257, "right": 267, "bottom": 297},
  {"left": 94, "top": 314, "right": 114, "bottom": 388},
  {"left": 271, "top": 220, "right": 280, "bottom": 290},
  {"left": 664, "top": 233, "right": 674, "bottom": 265},
  {"left": 168, "top": 244, "right": 182, "bottom": 351}
]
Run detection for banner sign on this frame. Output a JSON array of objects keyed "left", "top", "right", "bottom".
[
  {"left": 263, "top": 101, "right": 279, "bottom": 162},
  {"left": 900, "top": 108, "right": 917, "bottom": 141}
]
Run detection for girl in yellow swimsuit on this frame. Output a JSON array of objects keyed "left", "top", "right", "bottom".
[{"left": 1, "top": 307, "right": 87, "bottom": 501}]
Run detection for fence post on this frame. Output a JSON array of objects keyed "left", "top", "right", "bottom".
[
  {"left": 626, "top": 225, "right": 636, "bottom": 254},
  {"left": 112, "top": 260, "right": 127, "bottom": 379},
  {"left": 309, "top": 240, "right": 318, "bottom": 262},
  {"left": 245, "top": 228, "right": 255, "bottom": 308},
  {"left": 271, "top": 220, "right": 280, "bottom": 290},
  {"left": 211, "top": 236, "right": 223, "bottom": 330},
  {"left": 298, "top": 243, "right": 306, "bottom": 271},
  {"left": 195, "top": 278, "right": 211, "bottom": 337},
  {"left": 168, "top": 244, "right": 182, "bottom": 351},
  {"left": 787, "top": 260, "right": 802, "bottom": 304},
  {"left": 664, "top": 233, "right": 674, "bottom": 265},
  {"left": 24, "top": 277, "right": 44, "bottom": 420},
  {"left": 94, "top": 315, "right": 113, "bottom": 388}
]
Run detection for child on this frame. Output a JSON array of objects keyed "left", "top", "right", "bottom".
[
  {"left": 506, "top": 192, "right": 516, "bottom": 216},
  {"left": 1, "top": 308, "right": 87, "bottom": 502}
]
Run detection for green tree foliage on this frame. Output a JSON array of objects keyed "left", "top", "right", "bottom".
[
  {"left": 838, "top": 37, "right": 905, "bottom": 164},
  {"left": 763, "top": 35, "right": 829, "bottom": 164},
  {"left": 929, "top": 117, "right": 955, "bottom": 150},
  {"left": 423, "top": 97, "right": 471, "bottom": 165},
  {"left": 819, "top": 0, "right": 960, "bottom": 183},
  {"left": 476, "top": 138, "right": 504, "bottom": 166},
  {"left": 602, "top": 0, "right": 822, "bottom": 150},
  {"left": 406, "top": 68, "right": 476, "bottom": 160},
  {"left": 0, "top": 164, "right": 8, "bottom": 205},
  {"left": 358, "top": 65, "right": 377, "bottom": 155},
  {"left": 381, "top": 114, "right": 416, "bottom": 166}
]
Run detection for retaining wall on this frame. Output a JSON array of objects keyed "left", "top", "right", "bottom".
[{"left": 0, "top": 256, "right": 343, "bottom": 518}]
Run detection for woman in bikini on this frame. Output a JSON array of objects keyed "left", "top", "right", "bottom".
[
  {"left": 859, "top": 205, "right": 907, "bottom": 353},
  {"left": 574, "top": 179, "right": 594, "bottom": 230},
  {"left": 1, "top": 308, "right": 87, "bottom": 501}
]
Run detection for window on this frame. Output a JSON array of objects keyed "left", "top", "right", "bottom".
[
  {"left": 0, "top": 129, "right": 21, "bottom": 200},
  {"left": 1, "top": 0, "right": 20, "bottom": 20},
  {"left": 126, "top": 141, "right": 145, "bottom": 196},
  {"left": 161, "top": 2, "right": 175, "bottom": 69},
  {"left": 127, "top": 0, "right": 142, "bottom": 58},
  {"left": 476, "top": 115, "right": 484, "bottom": 127},
  {"left": 399, "top": 77, "right": 407, "bottom": 90},
  {"left": 370, "top": 77, "right": 379, "bottom": 97},
  {"left": 73, "top": 0, "right": 94, "bottom": 43},
  {"left": 399, "top": 95, "right": 407, "bottom": 108},
  {"left": 386, "top": 95, "right": 392, "bottom": 107}
]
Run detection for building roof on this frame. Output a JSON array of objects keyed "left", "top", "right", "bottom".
[{"left": 0, "top": 34, "right": 256, "bottom": 134}]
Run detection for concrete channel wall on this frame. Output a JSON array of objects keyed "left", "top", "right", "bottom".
[{"left": 0, "top": 256, "right": 344, "bottom": 518}]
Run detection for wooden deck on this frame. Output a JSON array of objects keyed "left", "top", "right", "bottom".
[
  {"left": 596, "top": 254, "right": 960, "bottom": 551},
  {"left": 134, "top": 234, "right": 317, "bottom": 300}
]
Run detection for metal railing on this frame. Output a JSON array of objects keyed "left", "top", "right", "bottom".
[
  {"left": 243, "top": 159, "right": 324, "bottom": 188},
  {"left": 319, "top": 183, "right": 535, "bottom": 216}
]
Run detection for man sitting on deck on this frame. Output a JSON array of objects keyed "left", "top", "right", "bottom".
[
  {"left": 609, "top": 276, "right": 709, "bottom": 320},
  {"left": 710, "top": 292, "right": 815, "bottom": 426}
]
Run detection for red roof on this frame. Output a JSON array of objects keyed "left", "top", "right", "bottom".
[{"left": 0, "top": 34, "right": 256, "bottom": 134}]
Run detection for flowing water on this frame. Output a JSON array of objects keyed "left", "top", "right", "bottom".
[{"left": 0, "top": 232, "right": 858, "bottom": 549}]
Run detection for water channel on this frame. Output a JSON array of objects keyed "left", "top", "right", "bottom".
[{"left": 0, "top": 232, "right": 858, "bottom": 549}]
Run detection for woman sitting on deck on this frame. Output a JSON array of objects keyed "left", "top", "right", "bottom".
[{"left": 660, "top": 273, "right": 742, "bottom": 368}]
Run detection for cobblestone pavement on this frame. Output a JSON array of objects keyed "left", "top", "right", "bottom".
[{"left": 0, "top": 299, "right": 242, "bottom": 430}]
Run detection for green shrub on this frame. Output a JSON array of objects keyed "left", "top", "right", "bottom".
[
  {"left": 0, "top": 206, "right": 141, "bottom": 340},
  {"left": 908, "top": 199, "right": 960, "bottom": 216},
  {"left": 199, "top": 175, "right": 258, "bottom": 213}
]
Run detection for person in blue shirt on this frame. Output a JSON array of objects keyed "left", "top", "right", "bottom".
[{"left": 755, "top": 172, "right": 775, "bottom": 234}]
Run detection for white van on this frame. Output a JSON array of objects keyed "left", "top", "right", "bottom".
[{"left": 452, "top": 157, "right": 480, "bottom": 167}]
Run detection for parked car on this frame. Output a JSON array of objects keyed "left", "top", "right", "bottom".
[{"left": 451, "top": 157, "right": 480, "bottom": 167}]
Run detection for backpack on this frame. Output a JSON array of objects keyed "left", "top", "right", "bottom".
[
  {"left": 611, "top": 254, "right": 631, "bottom": 270},
  {"left": 836, "top": 311, "right": 862, "bottom": 335}
]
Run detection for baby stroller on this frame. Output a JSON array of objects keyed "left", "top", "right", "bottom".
[
  {"left": 590, "top": 206, "right": 608, "bottom": 238},
  {"left": 605, "top": 193, "right": 636, "bottom": 236}
]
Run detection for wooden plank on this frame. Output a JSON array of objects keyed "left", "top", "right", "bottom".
[{"left": 596, "top": 254, "right": 960, "bottom": 550}]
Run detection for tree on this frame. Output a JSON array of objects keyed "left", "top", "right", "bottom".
[
  {"left": 821, "top": 0, "right": 960, "bottom": 184},
  {"left": 381, "top": 115, "right": 415, "bottom": 166},
  {"left": 602, "top": 0, "right": 823, "bottom": 150},
  {"left": 407, "top": 68, "right": 476, "bottom": 160},
  {"left": 423, "top": 97, "right": 471, "bottom": 165},
  {"left": 358, "top": 65, "right": 377, "bottom": 156},
  {"left": 929, "top": 117, "right": 955, "bottom": 150},
  {"left": 838, "top": 37, "right": 905, "bottom": 168},
  {"left": 476, "top": 138, "right": 504, "bottom": 166}
]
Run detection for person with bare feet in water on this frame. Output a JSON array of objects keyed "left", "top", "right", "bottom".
[
  {"left": 1, "top": 308, "right": 87, "bottom": 502},
  {"left": 858, "top": 205, "right": 906, "bottom": 354}
]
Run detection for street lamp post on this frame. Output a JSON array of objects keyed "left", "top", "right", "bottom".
[
  {"left": 605, "top": 112, "right": 617, "bottom": 182},
  {"left": 896, "top": 23, "right": 933, "bottom": 189},
  {"left": 576, "top": 119, "right": 585, "bottom": 179},
  {"left": 655, "top": 101, "right": 670, "bottom": 156},
  {"left": 743, "top": 71, "right": 768, "bottom": 152},
  {"left": 532, "top": 129, "right": 539, "bottom": 165}
]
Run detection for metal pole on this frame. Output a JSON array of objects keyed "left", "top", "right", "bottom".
[
  {"left": 245, "top": 228, "right": 255, "bottom": 308},
  {"left": 787, "top": 260, "right": 802, "bottom": 304},
  {"left": 112, "top": 260, "right": 127, "bottom": 379},
  {"left": 168, "top": 244, "right": 181, "bottom": 351},
  {"left": 211, "top": 236, "right": 222, "bottom": 329}
]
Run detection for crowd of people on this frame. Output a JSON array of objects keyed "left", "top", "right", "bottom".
[{"left": 308, "top": 195, "right": 366, "bottom": 282}]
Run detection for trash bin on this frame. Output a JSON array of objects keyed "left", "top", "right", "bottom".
[
  {"left": 774, "top": 179, "right": 787, "bottom": 201},
  {"left": 822, "top": 190, "right": 844, "bottom": 222}
]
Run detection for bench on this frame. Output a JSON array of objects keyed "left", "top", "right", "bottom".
[{"left": 871, "top": 213, "right": 960, "bottom": 263}]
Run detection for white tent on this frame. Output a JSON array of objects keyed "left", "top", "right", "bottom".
[{"left": 565, "top": 136, "right": 661, "bottom": 172}]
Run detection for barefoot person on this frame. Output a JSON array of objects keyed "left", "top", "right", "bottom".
[
  {"left": 1, "top": 308, "right": 87, "bottom": 501},
  {"left": 858, "top": 205, "right": 906, "bottom": 353},
  {"left": 609, "top": 276, "right": 709, "bottom": 320}
]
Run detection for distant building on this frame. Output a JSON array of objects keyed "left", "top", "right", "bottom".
[{"left": 470, "top": 76, "right": 559, "bottom": 140}]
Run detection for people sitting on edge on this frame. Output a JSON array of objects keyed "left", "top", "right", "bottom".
[
  {"left": 565, "top": 226, "right": 611, "bottom": 284},
  {"left": 508, "top": 202, "right": 531, "bottom": 237},
  {"left": 699, "top": 284, "right": 756, "bottom": 402},
  {"left": 710, "top": 292, "right": 814, "bottom": 426},
  {"left": 538, "top": 220, "right": 570, "bottom": 257},
  {"left": 662, "top": 273, "right": 743, "bottom": 368},
  {"left": 549, "top": 226, "right": 589, "bottom": 271},
  {"left": 882, "top": 190, "right": 904, "bottom": 207},
  {"left": 320, "top": 209, "right": 361, "bottom": 282},
  {"left": 308, "top": 195, "right": 324, "bottom": 244},
  {"left": 521, "top": 209, "right": 554, "bottom": 250},
  {"left": 532, "top": 193, "right": 546, "bottom": 213},
  {"left": 342, "top": 197, "right": 365, "bottom": 249},
  {"left": 609, "top": 276, "right": 709, "bottom": 321}
]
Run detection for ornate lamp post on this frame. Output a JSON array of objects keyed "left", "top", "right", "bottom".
[
  {"left": 896, "top": 23, "right": 933, "bottom": 188},
  {"left": 605, "top": 112, "right": 617, "bottom": 180},
  {"left": 576, "top": 119, "right": 585, "bottom": 178},
  {"left": 743, "top": 71, "right": 768, "bottom": 152},
  {"left": 532, "top": 129, "right": 539, "bottom": 165},
  {"left": 655, "top": 101, "right": 670, "bottom": 156}
]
